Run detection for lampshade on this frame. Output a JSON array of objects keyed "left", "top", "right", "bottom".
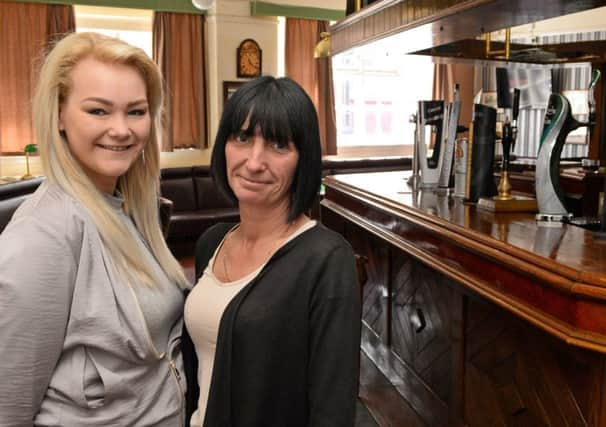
[
  {"left": 192, "top": 0, "right": 215, "bottom": 10},
  {"left": 314, "top": 32, "right": 331, "bottom": 58}
]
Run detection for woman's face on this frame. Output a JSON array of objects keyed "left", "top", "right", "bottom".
[
  {"left": 59, "top": 57, "right": 151, "bottom": 194},
  {"left": 225, "top": 122, "right": 299, "bottom": 212}
]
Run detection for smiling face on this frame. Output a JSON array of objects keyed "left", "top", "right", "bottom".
[
  {"left": 225, "top": 122, "right": 299, "bottom": 213},
  {"left": 59, "top": 57, "right": 150, "bottom": 194}
]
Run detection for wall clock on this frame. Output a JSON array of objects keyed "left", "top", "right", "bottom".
[{"left": 237, "top": 39, "right": 262, "bottom": 78}]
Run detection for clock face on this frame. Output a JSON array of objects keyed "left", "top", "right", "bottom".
[{"left": 237, "top": 39, "right": 262, "bottom": 78}]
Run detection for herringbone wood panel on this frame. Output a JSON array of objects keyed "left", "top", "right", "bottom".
[
  {"left": 348, "top": 228, "right": 390, "bottom": 344},
  {"left": 465, "top": 296, "right": 603, "bottom": 426},
  {"left": 391, "top": 252, "right": 459, "bottom": 404}
]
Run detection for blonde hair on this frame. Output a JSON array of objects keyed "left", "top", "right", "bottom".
[{"left": 33, "top": 32, "right": 189, "bottom": 290}]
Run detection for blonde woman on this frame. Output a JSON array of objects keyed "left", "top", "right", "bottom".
[{"left": 0, "top": 32, "right": 189, "bottom": 426}]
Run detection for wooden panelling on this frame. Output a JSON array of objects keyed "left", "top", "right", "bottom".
[
  {"left": 358, "top": 351, "right": 423, "bottom": 427},
  {"left": 337, "top": 215, "right": 465, "bottom": 426},
  {"left": 362, "top": 323, "right": 452, "bottom": 426},
  {"left": 321, "top": 172, "right": 606, "bottom": 353},
  {"left": 321, "top": 169, "right": 606, "bottom": 426},
  {"left": 351, "top": 225, "right": 391, "bottom": 344},
  {"left": 465, "top": 295, "right": 603, "bottom": 426},
  {"left": 390, "top": 251, "right": 459, "bottom": 405}
]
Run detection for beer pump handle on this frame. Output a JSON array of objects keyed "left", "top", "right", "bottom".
[
  {"left": 588, "top": 69, "right": 600, "bottom": 138},
  {"left": 501, "top": 121, "right": 512, "bottom": 173},
  {"left": 512, "top": 89, "right": 520, "bottom": 124},
  {"left": 588, "top": 69, "right": 600, "bottom": 119},
  {"left": 511, "top": 88, "right": 520, "bottom": 152}
]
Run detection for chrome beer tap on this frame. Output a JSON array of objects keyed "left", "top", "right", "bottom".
[{"left": 535, "top": 69, "right": 600, "bottom": 222}]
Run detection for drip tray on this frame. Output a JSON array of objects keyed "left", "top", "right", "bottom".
[{"left": 569, "top": 217, "right": 603, "bottom": 232}]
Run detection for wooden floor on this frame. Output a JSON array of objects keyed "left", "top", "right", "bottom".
[{"left": 179, "top": 256, "right": 420, "bottom": 427}]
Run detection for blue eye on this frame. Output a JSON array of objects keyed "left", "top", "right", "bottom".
[
  {"left": 128, "top": 109, "right": 147, "bottom": 116},
  {"left": 88, "top": 108, "right": 107, "bottom": 116}
]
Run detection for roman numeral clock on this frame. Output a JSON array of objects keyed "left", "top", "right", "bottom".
[{"left": 237, "top": 39, "right": 262, "bottom": 78}]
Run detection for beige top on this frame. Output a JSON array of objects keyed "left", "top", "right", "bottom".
[{"left": 184, "top": 220, "right": 316, "bottom": 427}]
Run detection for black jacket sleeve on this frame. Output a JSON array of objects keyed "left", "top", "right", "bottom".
[{"left": 307, "top": 241, "right": 361, "bottom": 426}]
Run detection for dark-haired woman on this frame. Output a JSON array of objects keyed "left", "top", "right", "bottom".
[{"left": 183, "top": 76, "right": 361, "bottom": 427}]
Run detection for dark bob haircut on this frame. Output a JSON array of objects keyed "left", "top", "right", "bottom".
[{"left": 210, "top": 76, "right": 322, "bottom": 223}]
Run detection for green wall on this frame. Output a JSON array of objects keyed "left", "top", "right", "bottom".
[
  {"left": 7, "top": 0, "right": 203, "bottom": 14},
  {"left": 250, "top": 1, "right": 344, "bottom": 21},
  {"left": 8, "top": 0, "right": 345, "bottom": 19}
]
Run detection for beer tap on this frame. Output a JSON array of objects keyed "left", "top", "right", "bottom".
[
  {"left": 599, "top": 176, "right": 606, "bottom": 238},
  {"left": 478, "top": 86, "right": 537, "bottom": 212},
  {"left": 586, "top": 69, "right": 606, "bottom": 239},
  {"left": 495, "top": 89, "right": 520, "bottom": 201},
  {"left": 535, "top": 70, "right": 600, "bottom": 222},
  {"left": 587, "top": 69, "right": 600, "bottom": 144}
]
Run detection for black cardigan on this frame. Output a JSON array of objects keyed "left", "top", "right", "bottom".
[{"left": 182, "top": 222, "right": 361, "bottom": 427}]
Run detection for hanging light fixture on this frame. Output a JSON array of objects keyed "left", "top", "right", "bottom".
[
  {"left": 192, "top": 0, "right": 215, "bottom": 10},
  {"left": 314, "top": 32, "right": 331, "bottom": 58}
]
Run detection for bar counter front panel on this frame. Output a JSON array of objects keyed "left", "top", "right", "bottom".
[{"left": 320, "top": 171, "right": 606, "bottom": 426}]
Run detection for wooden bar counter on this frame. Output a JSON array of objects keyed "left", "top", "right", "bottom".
[{"left": 320, "top": 171, "right": 606, "bottom": 426}]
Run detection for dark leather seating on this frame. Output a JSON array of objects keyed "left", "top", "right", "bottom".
[
  {"left": 160, "top": 166, "right": 239, "bottom": 247},
  {"left": 1, "top": 176, "right": 173, "bottom": 238},
  {"left": 1, "top": 157, "right": 408, "bottom": 242},
  {"left": 0, "top": 177, "right": 44, "bottom": 234}
]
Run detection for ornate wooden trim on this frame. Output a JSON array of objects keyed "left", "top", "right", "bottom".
[
  {"left": 323, "top": 175, "right": 599, "bottom": 287},
  {"left": 330, "top": 0, "right": 606, "bottom": 56}
]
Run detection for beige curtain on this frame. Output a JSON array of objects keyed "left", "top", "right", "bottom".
[
  {"left": 0, "top": 2, "right": 74, "bottom": 154},
  {"left": 153, "top": 12, "right": 207, "bottom": 150},
  {"left": 432, "top": 63, "right": 475, "bottom": 133},
  {"left": 285, "top": 18, "right": 337, "bottom": 155}
]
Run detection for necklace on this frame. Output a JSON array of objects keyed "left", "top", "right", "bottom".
[
  {"left": 221, "top": 233, "right": 278, "bottom": 283},
  {"left": 222, "top": 240, "right": 232, "bottom": 282},
  {"left": 220, "top": 220, "right": 304, "bottom": 283}
]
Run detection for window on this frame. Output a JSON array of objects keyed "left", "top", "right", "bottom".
[
  {"left": 74, "top": 5, "right": 153, "bottom": 57},
  {"left": 332, "top": 36, "right": 434, "bottom": 156}
]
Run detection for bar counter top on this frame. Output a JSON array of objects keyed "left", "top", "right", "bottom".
[{"left": 321, "top": 171, "right": 606, "bottom": 352}]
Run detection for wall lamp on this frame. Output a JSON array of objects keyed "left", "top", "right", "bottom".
[
  {"left": 192, "top": 0, "right": 215, "bottom": 10},
  {"left": 314, "top": 32, "right": 331, "bottom": 58}
]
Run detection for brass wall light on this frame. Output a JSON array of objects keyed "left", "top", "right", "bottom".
[
  {"left": 485, "top": 28, "right": 511, "bottom": 60},
  {"left": 314, "top": 32, "right": 331, "bottom": 58}
]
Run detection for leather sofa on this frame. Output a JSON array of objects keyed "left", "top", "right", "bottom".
[
  {"left": 0, "top": 176, "right": 173, "bottom": 238},
  {"left": 0, "top": 177, "right": 44, "bottom": 234},
  {"left": 1, "top": 157, "right": 409, "bottom": 243},
  {"left": 160, "top": 165, "right": 239, "bottom": 254}
]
